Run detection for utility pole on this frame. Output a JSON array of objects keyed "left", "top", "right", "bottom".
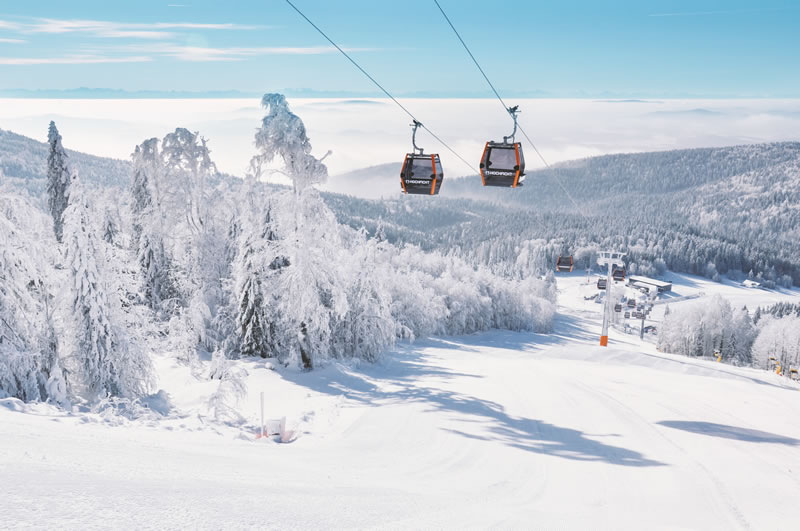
[{"left": 597, "top": 251, "right": 626, "bottom": 347}]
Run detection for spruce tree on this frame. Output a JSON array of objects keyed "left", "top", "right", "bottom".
[
  {"left": 131, "top": 138, "right": 174, "bottom": 311},
  {"left": 64, "top": 177, "right": 152, "bottom": 398},
  {"left": 46, "top": 121, "right": 71, "bottom": 242}
]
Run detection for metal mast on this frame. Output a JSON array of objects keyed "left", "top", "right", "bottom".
[{"left": 597, "top": 251, "right": 626, "bottom": 347}]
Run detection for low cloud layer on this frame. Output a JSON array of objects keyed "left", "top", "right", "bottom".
[{"left": 1, "top": 98, "right": 798, "bottom": 184}]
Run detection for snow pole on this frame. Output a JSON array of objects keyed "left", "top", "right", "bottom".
[{"left": 260, "top": 391, "right": 265, "bottom": 439}]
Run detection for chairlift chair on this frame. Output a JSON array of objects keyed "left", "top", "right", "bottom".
[
  {"left": 556, "top": 255, "right": 574, "bottom": 273},
  {"left": 479, "top": 106, "right": 525, "bottom": 188},
  {"left": 401, "top": 120, "right": 444, "bottom": 195}
]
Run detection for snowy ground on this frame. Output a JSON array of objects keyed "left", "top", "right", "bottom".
[
  {"left": 3, "top": 273, "right": 800, "bottom": 529},
  {"left": 558, "top": 270, "right": 800, "bottom": 340}
]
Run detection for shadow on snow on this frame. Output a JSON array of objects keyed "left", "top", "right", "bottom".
[
  {"left": 279, "top": 339, "right": 664, "bottom": 468},
  {"left": 657, "top": 421, "right": 800, "bottom": 446}
]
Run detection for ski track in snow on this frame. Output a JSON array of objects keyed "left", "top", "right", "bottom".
[{"left": 2, "top": 273, "right": 800, "bottom": 529}]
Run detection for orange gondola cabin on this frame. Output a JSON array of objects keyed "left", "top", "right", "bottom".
[
  {"left": 401, "top": 120, "right": 443, "bottom": 196},
  {"left": 556, "top": 256, "right": 574, "bottom": 273}
]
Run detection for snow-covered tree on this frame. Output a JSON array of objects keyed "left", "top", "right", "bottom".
[
  {"left": 160, "top": 129, "right": 228, "bottom": 341},
  {"left": 0, "top": 188, "right": 61, "bottom": 401},
  {"left": 232, "top": 196, "right": 285, "bottom": 358},
  {"left": 63, "top": 177, "right": 152, "bottom": 398},
  {"left": 130, "top": 138, "right": 176, "bottom": 313},
  {"left": 249, "top": 94, "right": 344, "bottom": 368},
  {"left": 250, "top": 93, "right": 329, "bottom": 193},
  {"left": 46, "top": 121, "right": 71, "bottom": 242},
  {"left": 658, "top": 295, "right": 755, "bottom": 364},
  {"left": 752, "top": 316, "right": 800, "bottom": 370}
]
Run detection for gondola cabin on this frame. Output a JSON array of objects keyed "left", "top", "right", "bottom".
[
  {"left": 614, "top": 303, "right": 622, "bottom": 313},
  {"left": 597, "top": 278, "right": 607, "bottom": 290},
  {"left": 400, "top": 153, "right": 443, "bottom": 195},
  {"left": 612, "top": 266, "right": 626, "bottom": 282},
  {"left": 480, "top": 141, "right": 525, "bottom": 188},
  {"left": 556, "top": 256, "right": 574, "bottom": 273}
]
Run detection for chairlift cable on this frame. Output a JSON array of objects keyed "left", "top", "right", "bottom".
[
  {"left": 433, "top": 0, "right": 590, "bottom": 221},
  {"left": 285, "top": 0, "right": 480, "bottom": 176}
]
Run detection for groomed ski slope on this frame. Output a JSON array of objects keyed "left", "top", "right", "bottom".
[{"left": 3, "top": 274, "right": 800, "bottom": 530}]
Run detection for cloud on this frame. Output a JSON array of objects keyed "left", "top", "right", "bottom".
[
  {"left": 120, "top": 43, "right": 374, "bottom": 62},
  {"left": 0, "top": 38, "right": 26, "bottom": 43},
  {"left": 0, "top": 55, "right": 152, "bottom": 65},
  {"left": 1, "top": 18, "right": 263, "bottom": 39}
]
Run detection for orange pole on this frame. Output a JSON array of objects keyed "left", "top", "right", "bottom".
[
  {"left": 400, "top": 154, "right": 408, "bottom": 194},
  {"left": 430, "top": 154, "right": 437, "bottom": 195},
  {"left": 479, "top": 142, "right": 488, "bottom": 186}
]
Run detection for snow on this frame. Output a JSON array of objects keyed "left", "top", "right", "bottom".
[
  {"left": 557, "top": 270, "right": 800, "bottom": 333},
  {"left": 3, "top": 271, "right": 800, "bottom": 529}
]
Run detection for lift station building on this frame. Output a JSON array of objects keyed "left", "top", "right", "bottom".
[{"left": 627, "top": 275, "right": 673, "bottom": 294}]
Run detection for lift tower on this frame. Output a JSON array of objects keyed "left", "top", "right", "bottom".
[{"left": 597, "top": 251, "right": 626, "bottom": 347}]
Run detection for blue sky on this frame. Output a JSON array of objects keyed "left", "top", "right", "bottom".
[{"left": 0, "top": 0, "right": 798, "bottom": 97}]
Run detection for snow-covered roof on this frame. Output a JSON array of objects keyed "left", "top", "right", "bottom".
[{"left": 628, "top": 275, "right": 672, "bottom": 288}]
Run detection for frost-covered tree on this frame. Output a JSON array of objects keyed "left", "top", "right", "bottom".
[
  {"left": 658, "top": 295, "right": 755, "bottom": 364},
  {"left": 0, "top": 181, "right": 66, "bottom": 401},
  {"left": 46, "top": 121, "right": 71, "bottom": 242},
  {"left": 250, "top": 93, "right": 329, "bottom": 193},
  {"left": 331, "top": 229, "right": 395, "bottom": 361},
  {"left": 131, "top": 138, "right": 175, "bottom": 311},
  {"left": 249, "top": 94, "right": 344, "bottom": 368},
  {"left": 63, "top": 177, "right": 152, "bottom": 398},
  {"left": 232, "top": 197, "right": 285, "bottom": 358},
  {"left": 159, "top": 128, "right": 230, "bottom": 355},
  {"left": 752, "top": 316, "right": 800, "bottom": 370},
  {"left": 0, "top": 191, "right": 60, "bottom": 401}
]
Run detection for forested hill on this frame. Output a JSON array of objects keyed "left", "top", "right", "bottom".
[
  {"left": 2, "top": 126, "right": 798, "bottom": 284},
  {"left": 442, "top": 141, "right": 800, "bottom": 210},
  {"left": 327, "top": 142, "right": 800, "bottom": 285},
  {"left": 0, "top": 128, "right": 131, "bottom": 194}
]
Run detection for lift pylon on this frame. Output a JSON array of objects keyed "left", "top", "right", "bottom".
[{"left": 597, "top": 251, "right": 626, "bottom": 347}]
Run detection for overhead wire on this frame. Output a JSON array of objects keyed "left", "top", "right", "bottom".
[
  {"left": 285, "top": 0, "right": 480, "bottom": 176},
  {"left": 433, "top": 0, "right": 591, "bottom": 222}
]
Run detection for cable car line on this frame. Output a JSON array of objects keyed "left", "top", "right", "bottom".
[
  {"left": 433, "top": 0, "right": 590, "bottom": 219},
  {"left": 284, "top": 0, "right": 479, "bottom": 178}
]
